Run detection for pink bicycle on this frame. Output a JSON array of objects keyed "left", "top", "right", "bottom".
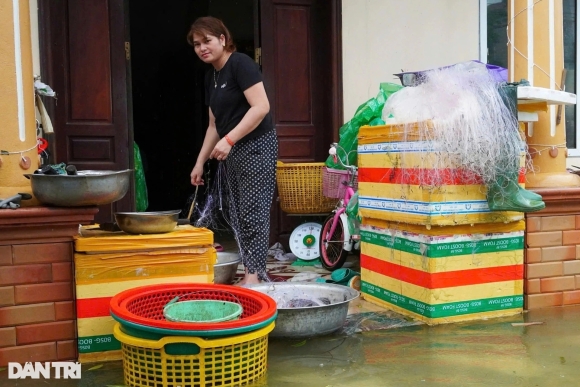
[{"left": 319, "top": 143, "right": 360, "bottom": 271}]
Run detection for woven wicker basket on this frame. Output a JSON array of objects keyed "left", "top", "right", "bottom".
[
  {"left": 276, "top": 161, "right": 336, "bottom": 214},
  {"left": 322, "top": 167, "right": 358, "bottom": 199}
]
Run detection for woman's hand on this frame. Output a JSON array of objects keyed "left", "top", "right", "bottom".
[
  {"left": 209, "top": 138, "right": 232, "bottom": 161},
  {"left": 190, "top": 163, "right": 205, "bottom": 185}
]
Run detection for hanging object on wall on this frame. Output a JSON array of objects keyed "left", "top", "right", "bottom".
[{"left": 19, "top": 155, "right": 31, "bottom": 170}]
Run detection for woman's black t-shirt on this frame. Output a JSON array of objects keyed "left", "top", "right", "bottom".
[{"left": 205, "top": 52, "right": 274, "bottom": 143}]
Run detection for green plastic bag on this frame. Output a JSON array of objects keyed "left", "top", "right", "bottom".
[
  {"left": 133, "top": 142, "right": 149, "bottom": 212},
  {"left": 345, "top": 192, "right": 361, "bottom": 235},
  {"left": 326, "top": 83, "right": 403, "bottom": 169}
]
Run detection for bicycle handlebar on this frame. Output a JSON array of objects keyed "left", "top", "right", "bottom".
[{"left": 329, "top": 143, "right": 357, "bottom": 172}]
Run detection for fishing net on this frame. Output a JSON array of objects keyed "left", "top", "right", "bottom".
[
  {"left": 381, "top": 61, "right": 526, "bottom": 195},
  {"left": 260, "top": 284, "right": 339, "bottom": 309},
  {"left": 182, "top": 162, "right": 235, "bottom": 232},
  {"left": 184, "top": 162, "right": 272, "bottom": 281}
]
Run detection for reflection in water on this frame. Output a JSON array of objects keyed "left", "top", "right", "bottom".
[
  {"left": 1, "top": 306, "right": 579, "bottom": 387},
  {"left": 264, "top": 305, "right": 580, "bottom": 387}
]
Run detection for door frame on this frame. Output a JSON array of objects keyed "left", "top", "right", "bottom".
[
  {"left": 259, "top": 0, "right": 343, "bottom": 246},
  {"left": 37, "top": 0, "right": 136, "bottom": 224},
  {"left": 329, "top": 0, "right": 344, "bottom": 141}
]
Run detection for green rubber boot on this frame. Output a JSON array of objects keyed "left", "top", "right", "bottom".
[
  {"left": 487, "top": 173, "right": 545, "bottom": 213},
  {"left": 486, "top": 82, "right": 544, "bottom": 212},
  {"left": 519, "top": 188, "right": 543, "bottom": 202}
]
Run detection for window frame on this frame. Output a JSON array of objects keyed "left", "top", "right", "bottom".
[{"left": 480, "top": 0, "right": 580, "bottom": 156}]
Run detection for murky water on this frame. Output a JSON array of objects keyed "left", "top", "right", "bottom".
[{"left": 2, "top": 305, "right": 579, "bottom": 386}]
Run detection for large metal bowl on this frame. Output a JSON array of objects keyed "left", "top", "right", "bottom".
[
  {"left": 25, "top": 170, "right": 132, "bottom": 207},
  {"left": 114, "top": 210, "right": 181, "bottom": 234},
  {"left": 245, "top": 282, "right": 359, "bottom": 338},
  {"left": 214, "top": 252, "right": 241, "bottom": 284}
]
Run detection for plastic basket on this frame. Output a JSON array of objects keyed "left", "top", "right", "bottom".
[
  {"left": 114, "top": 322, "right": 274, "bottom": 387},
  {"left": 276, "top": 161, "right": 337, "bottom": 214},
  {"left": 112, "top": 311, "right": 278, "bottom": 339},
  {"left": 163, "top": 300, "right": 243, "bottom": 323},
  {"left": 110, "top": 283, "right": 277, "bottom": 331},
  {"left": 322, "top": 167, "right": 358, "bottom": 199}
]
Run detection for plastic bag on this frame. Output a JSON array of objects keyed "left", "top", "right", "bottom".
[
  {"left": 326, "top": 83, "right": 403, "bottom": 169},
  {"left": 345, "top": 192, "right": 361, "bottom": 235},
  {"left": 134, "top": 142, "right": 149, "bottom": 212}
]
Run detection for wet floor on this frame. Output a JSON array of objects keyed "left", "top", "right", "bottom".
[{"left": 2, "top": 304, "right": 579, "bottom": 387}]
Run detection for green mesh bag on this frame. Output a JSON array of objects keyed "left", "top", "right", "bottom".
[
  {"left": 345, "top": 192, "right": 361, "bottom": 235},
  {"left": 133, "top": 142, "right": 149, "bottom": 212}
]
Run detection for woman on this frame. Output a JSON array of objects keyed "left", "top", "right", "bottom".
[{"left": 187, "top": 17, "right": 277, "bottom": 286}]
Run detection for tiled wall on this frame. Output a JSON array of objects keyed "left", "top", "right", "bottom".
[
  {"left": 0, "top": 242, "right": 77, "bottom": 366},
  {"left": 525, "top": 212, "right": 580, "bottom": 309},
  {"left": 0, "top": 207, "right": 96, "bottom": 366}
]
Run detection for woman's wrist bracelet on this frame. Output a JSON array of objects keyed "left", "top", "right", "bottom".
[{"left": 225, "top": 135, "right": 235, "bottom": 147}]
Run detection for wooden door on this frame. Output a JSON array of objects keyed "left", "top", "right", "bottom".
[
  {"left": 260, "top": 0, "right": 342, "bottom": 244},
  {"left": 39, "top": 0, "right": 134, "bottom": 224}
]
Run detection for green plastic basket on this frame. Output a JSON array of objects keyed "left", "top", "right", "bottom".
[{"left": 163, "top": 298, "right": 243, "bottom": 323}]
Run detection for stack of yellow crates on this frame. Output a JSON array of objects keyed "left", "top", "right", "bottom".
[
  {"left": 357, "top": 123, "right": 525, "bottom": 325},
  {"left": 73, "top": 225, "right": 216, "bottom": 363}
]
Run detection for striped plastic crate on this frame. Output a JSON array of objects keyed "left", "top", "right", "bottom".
[
  {"left": 74, "top": 225, "right": 216, "bottom": 363},
  {"left": 357, "top": 123, "right": 526, "bottom": 226},
  {"left": 359, "top": 218, "right": 524, "bottom": 325}
]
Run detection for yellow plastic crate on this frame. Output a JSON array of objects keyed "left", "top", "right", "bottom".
[
  {"left": 360, "top": 218, "right": 524, "bottom": 325},
  {"left": 113, "top": 322, "right": 274, "bottom": 387},
  {"left": 74, "top": 226, "right": 215, "bottom": 363},
  {"left": 357, "top": 123, "right": 526, "bottom": 226},
  {"left": 276, "top": 161, "right": 336, "bottom": 214}
]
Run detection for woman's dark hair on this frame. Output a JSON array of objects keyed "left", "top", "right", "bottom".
[{"left": 187, "top": 16, "right": 236, "bottom": 53}]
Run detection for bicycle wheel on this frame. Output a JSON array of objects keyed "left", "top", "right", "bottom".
[{"left": 319, "top": 214, "right": 349, "bottom": 271}]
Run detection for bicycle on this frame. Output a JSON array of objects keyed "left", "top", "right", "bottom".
[{"left": 319, "top": 143, "right": 361, "bottom": 271}]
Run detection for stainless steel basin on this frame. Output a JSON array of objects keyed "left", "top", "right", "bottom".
[
  {"left": 114, "top": 210, "right": 181, "bottom": 234},
  {"left": 25, "top": 169, "right": 131, "bottom": 207},
  {"left": 245, "top": 282, "right": 359, "bottom": 338},
  {"left": 214, "top": 252, "right": 241, "bottom": 284}
]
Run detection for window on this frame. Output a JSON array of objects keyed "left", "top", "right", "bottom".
[{"left": 483, "top": 0, "right": 578, "bottom": 154}]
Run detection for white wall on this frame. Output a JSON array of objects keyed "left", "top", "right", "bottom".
[
  {"left": 341, "top": 0, "right": 481, "bottom": 120},
  {"left": 29, "top": 0, "right": 40, "bottom": 76}
]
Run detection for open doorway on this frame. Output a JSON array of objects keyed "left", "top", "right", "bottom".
[
  {"left": 128, "top": 0, "right": 256, "bottom": 213},
  {"left": 38, "top": 0, "right": 341, "bottom": 229}
]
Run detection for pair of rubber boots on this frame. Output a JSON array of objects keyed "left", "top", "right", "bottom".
[{"left": 487, "top": 174, "right": 545, "bottom": 213}]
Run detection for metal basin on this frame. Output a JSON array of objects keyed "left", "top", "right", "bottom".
[
  {"left": 245, "top": 282, "right": 359, "bottom": 338},
  {"left": 114, "top": 210, "right": 181, "bottom": 234},
  {"left": 25, "top": 170, "right": 131, "bottom": 207},
  {"left": 214, "top": 252, "right": 241, "bottom": 284}
]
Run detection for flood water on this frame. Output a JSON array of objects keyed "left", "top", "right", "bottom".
[{"left": 2, "top": 305, "right": 579, "bottom": 387}]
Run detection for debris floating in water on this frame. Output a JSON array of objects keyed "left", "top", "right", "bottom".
[{"left": 511, "top": 321, "right": 544, "bottom": 326}]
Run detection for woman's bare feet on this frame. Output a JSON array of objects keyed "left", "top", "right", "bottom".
[{"left": 236, "top": 272, "right": 260, "bottom": 286}]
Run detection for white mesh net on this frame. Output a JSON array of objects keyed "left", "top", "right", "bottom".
[{"left": 381, "top": 61, "right": 525, "bottom": 193}]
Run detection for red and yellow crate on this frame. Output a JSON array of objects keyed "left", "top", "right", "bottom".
[
  {"left": 74, "top": 225, "right": 215, "bottom": 363},
  {"left": 359, "top": 218, "right": 524, "bottom": 325},
  {"left": 357, "top": 123, "right": 526, "bottom": 226}
]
